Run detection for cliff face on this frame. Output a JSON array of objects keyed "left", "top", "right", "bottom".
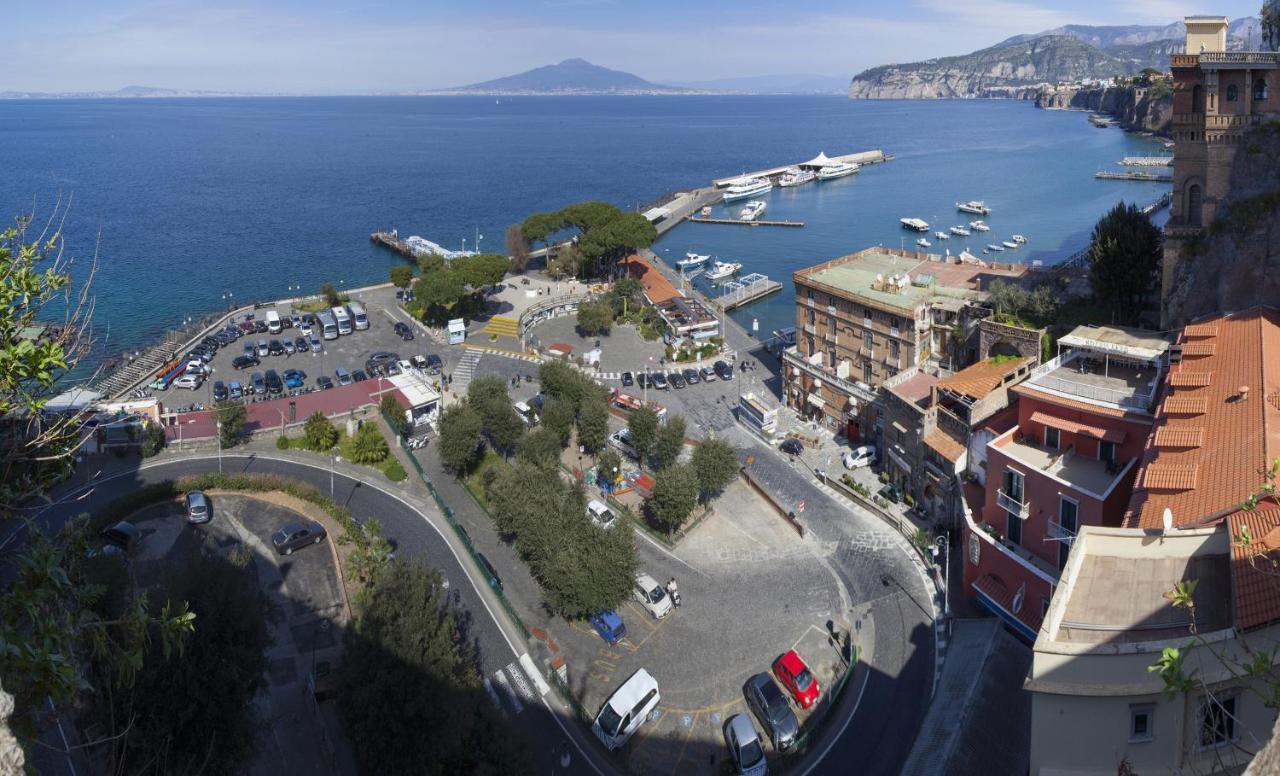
[
  {"left": 1165, "top": 123, "right": 1280, "bottom": 327},
  {"left": 1033, "top": 84, "right": 1172, "bottom": 134}
]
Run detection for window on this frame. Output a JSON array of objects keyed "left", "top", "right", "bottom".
[
  {"left": 1198, "top": 695, "right": 1237, "bottom": 748},
  {"left": 807, "top": 288, "right": 814, "bottom": 301},
  {"left": 863, "top": 360, "right": 873, "bottom": 383},
  {"left": 1006, "top": 507, "right": 1022, "bottom": 545},
  {"left": 1002, "top": 469, "right": 1024, "bottom": 502},
  {"left": 829, "top": 316, "right": 836, "bottom": 336},
  {"left": 1058, "top": 498, "right": 1078, "bottom": 570},
  {"left": 1129, "top": 704, "right": 1154, "bottom": 743},
  {"left": 1255, "top": 78, "right": 1269, "bottom": 102},
  {"left": 1226, "top": 83, "right": 1239, "bottom": 102},
  {"left": 1099, "top": 440, "right": 1116, "bottom": 463},
  {"left": 863, "top": 307, "right": 872, "bottom": 322},
  {"left": 863, "top": 329, "right": 873, "bottom": 349},
  {"left": 1192, "top": 84, "right": 1205, "bottom": 113},
  {"left": 808, "top": 309, "right": 815, "bottom": 324},
  {"left": 829, "top": 348, "right": 837, "bottom": 368},
  {"left": 1044, "top": 426, "right": 1060, "bottom": 450},
  {"left": 889, "top": 340, "right": 900, "bottom": 361}
]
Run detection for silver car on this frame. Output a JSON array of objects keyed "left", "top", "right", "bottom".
[
  {"left": 724, "top": 714, "right": 768, "bottom": 776},
  {"left": 185, "top": 490, "right": 210, "bottom": 524},
  {"left": 744, "top": 673, "right": 798, "bottom": 751}
]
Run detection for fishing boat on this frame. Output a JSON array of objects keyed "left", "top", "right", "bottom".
[
  {"left": 900, "top": 217, "right": 930, "bottom": 232},
  {"left": 722, "top": 177, "right": 772, "bottom": 202},
  {"left": 1002, "top": 240, "right": 1019, "bottom": 249},
  {"left": 950, "top": 225, "right": 971, "bottom": 236},
  {"left": 677, "top": 252, "right": 711, "bottom": 270},
  {"left": 956, "top": 200, "right": 992, "bottom": 215},
  {"left": 916, "top": 238, "right": 932, "bottom": 248},
  {"left": 739, "top": 200, "right": 767, "bottom": 221},
  {"left": 987, "top": 244, "right": 1005, "bottom": 252},
  {"left": 969, "top": 220, "right": 990, "bottom": 232},
  {"left": 705, "top": 260, "right": 742, "bottom": 281},
  {"left": 934, "top": 231, "right": 950, "bottom": 240},
  {"left": 778, "top": 168, "right": 815, "bottom": 187},
  {"left": 1011, "top": 234, "right": 1027, "bottom": 244},
  {"left": 817, "top": 162, "right": 859, "bottom": 180}
]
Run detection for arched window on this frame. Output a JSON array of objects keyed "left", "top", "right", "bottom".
[
  {"left": 1226, "top": 84, "right": 1239, "bottom": 102},
  {"left": 1192, "top": 84, "right": 1206, "bottom": 112},
  {"left": 1187, "top": 184, "right": 1203, "bottom": 227},
  {"left": 1255, "top": 78, "right": 1270, "bottom": 102}
]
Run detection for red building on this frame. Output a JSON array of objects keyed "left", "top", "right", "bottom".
[{"left": 961, "top": 326, "right": 1171, "bottom": 639}]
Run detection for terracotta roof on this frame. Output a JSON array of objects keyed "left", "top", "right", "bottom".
[
  {"left": 1228, "top": 509, "right": 1280, "bottom": 631},
  {"left": 888, "top": 372, "right": 940, "bottom": 409},
  {"left": 972, "top": 574, "right": 1045, "bottom": 634},
  {"left": 619, "top": 254, "right": 682, "bottom": 305},
  {"left": 1029, "top": 410, "right": 1127, "bottom": 443},
  {"left": 924, "top": 430, "right": 966, "bottom": 462},
  {"left": 935, "top": 356, "right": 1034, "bottom": 401},
  {"left": 1011, "top": 384, "right": 1150, "bottom": 421},
  {"left": 1181, "top": 341, "right": 1217, "bottom": 357},
  {"left": 1127, "top": 307, "right": 1280, "bottom": 529}
]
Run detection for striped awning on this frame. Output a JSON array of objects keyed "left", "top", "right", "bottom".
[{"left": 1029, "top": 411, "right": 1126, "bottom": 444}]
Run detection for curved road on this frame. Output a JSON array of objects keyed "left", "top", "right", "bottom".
[{"left": 13, "top": 451, "right": 935, "bottom": 775}]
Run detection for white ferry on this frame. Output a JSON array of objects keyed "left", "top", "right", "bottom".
[
  {"left": 934, "top": 231, "right": 950, "bottom": 240},
  {"left": 722, "top": 177, "right": 773, "bottom": 202},
  {"left": 705, "top": 260, "right": 742, "bottom": 281},
  {"left": 969, "top": 220, "right": 991, "bottom": 232},
  {"left": 817, "top": 162, "right": 860, "bottom": 180},
  {"left": 778, "top": 168, "right": 815, "bottom": 187},
  {"left": 916, "top": 238, "right": 932, "bottom": 248},
  {"left": 950, "top": 225, "right": 971, "bottom": 236},
  {"left": 739, "top": 201, "right": 767, "bottom": 221},
  {"left": 900, "top": 217, "right": 930, "bottom": 232},
  {"left": 677, "top": 252, "right": 711, "bottom": 270},
  {"left": 956, "top": 200, "right": 992, "bottom": 215}
]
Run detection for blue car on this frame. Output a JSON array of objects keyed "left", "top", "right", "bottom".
[
  {"left": 283, "top": 369, "right": 306, "bottom": 388},
  {"left": 588, "top": 610, "right": 627, "bottom": 646}
]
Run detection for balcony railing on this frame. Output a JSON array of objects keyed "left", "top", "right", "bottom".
[
  {"left": 803, "top": 323, "right": 815, "bottom": 336},
  {"left": 1173, "top": 112, "right": 1204, "bottom": 125},
  {"left": 1206, "top": 114, "right": 1264, "bottom": 129},
  {"left": 1046, "top": 515, "right": 1077, "bottom": 544},
  {"left": 1199, "top": 51, "right": 1280, "bottom": 67},
  {"left": 997, "top": 489, "right": 1029, "bottom": 519},
  {"left": 1024, "top": 352, "right": 1159, "bottom": 412},
  {"left": 1171, "top": 54, "right": 1200, "bottom": 68},
  {"left": 782, "top": 347, "right": 877, "bottom": 404},
  {"left": 860, "top": 344, "right": 874, "bottom": 358}
]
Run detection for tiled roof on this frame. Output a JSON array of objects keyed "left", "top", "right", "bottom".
[
  {"left": 972, "top": 574, "right": 1045, "bottom": 634},
  {"left": 924, "top": 430, "right": 966, "bottom": 462},
  {"left": 1029, "top": 410, "right": 1127, "bottom": 443},
  {"left": 1228, "top": 509, "right": 1280, "bottom": 631},
  {"left": 1127, "top": 307, "right": 1280, "bottom": 528},
  {"left": 936, "top": 356, "right": 1034, "bottom": 400},
  {"left": 619, "top": 254, "right": 682, "bottom": 305}
]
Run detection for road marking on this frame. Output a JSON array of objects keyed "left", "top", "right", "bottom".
[
  {"left": 492, "top": 667, "right": 524, "bottom": 715},
  {"left": 624, "top": 601, "right": 658, "bottom": 632},
  {"left": 630, "top": 525, "right": 708, "bottom": 576},
  {"left": 482, "top": 677, "right": 506, "bottom": 717},
  {"left": 790, "top": 623, "right": 830, "bottom": 654},
  {"left": 669, "top": 710, "right": 702, "bottom": 776}
]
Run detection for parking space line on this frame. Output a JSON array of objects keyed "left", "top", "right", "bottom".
[
  {"left": 668, "top": 710, "right": 702, "bottom": 776},
  {"left": 624, "top": 602, "right": 657, "bottom": 631}
]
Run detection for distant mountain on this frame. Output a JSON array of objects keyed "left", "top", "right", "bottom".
[
  {"left": 0, "top": 85, "right": 254, "bottom": 99},
  {"left": 446, "top": 58, "right": 690, "bottom": 95},
  {"left": 668, "top": 74, "right": 847, "bottom": 94},
  {"left": 999, "top": 17, "right": 1262, "bottom": 52}
]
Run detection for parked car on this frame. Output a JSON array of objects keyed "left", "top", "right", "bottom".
[
  {"left": 335, "top": 367, "right": 353, "bottom": 386},
  {"left": 476, "top": 553, "right": 502, "bottom": 590},
  {"left": 242, "top": 341, "right": 256, "bottom": 358},
  {"left": 772, "top": 650, "right": 820, "bottom": 709},
  {"left": 410, "top": 355, "right": 429, "bottom": 371},
  {"left": 589, "top": 610, "right": 627, "bottom": 646},
  {"left": 232, "top": 355, "right": 258, "bottom": 370},
  {"left": 352, "top": 369, "right": 368, "bottom": 382},
  {"left": 253, "top": 339, "right": 267, "bottom": 357},
  {"left": 268, "top": 339, "right": 285, "bottom": 356},
  {"left": 283, "top": 368, "right": 306, "bottom": 388},
  {"left": 254, "top": 320, "right": 269, "bottom": 334},
  {"left": 715, "top": 360, "right": 734, "bottom": 380},
  {"left": 651, "top": 372, "right": 669, "bottom": 390},
  {"left": 94, "top": 521, "right": 141, "bottom": 557},
  {"left": 265, "top": 369, "right": 284, "bottom": 395},
  {"left": 700, "top": 366, "right": 718, "bottom": 382},
  {"left": 271, "top": 521, "right": 327, "bottom": 555},
  {"left": 228, "top": 381, "right": 243, "bottom": 399},
  {"left": 636, "top": 372, "right": 649, "bottom": 389},
  {"left": 424, "top": 354, "right": 443, "bottom": 374},
  {"left": 316, "top": 375, "right": 334, "bottom": 390},
  {"left": 632, "top": 573, "right": 672, "bottom": 619},
  {"left": 610, "top": 429, "right": 638, "bottom": 459},
  {"left": 251, "top": 371, "right": 267, "bottom": 394},
  {"left": 385, "top": 361, "right": 402, "bottom": 376},
  {"left": 173, "top": 373, "right": 203, "bottom": 390},
  {"left": 587, "top": 499, "right": 619, "bottom": 530},
  {"left": 744, "top": 673, "right": 799, "bottom": 751},
  {"left": 212, "top": 380, "right": 228, "bottom": 401},
  {"left": 299, "top": 321, "right": 313, "bottom": 337},
  {"left": 592, "top": 669, "right": 660, "bottom": 750},
  {"left": 290, "top": 313, "right": 303, "bottom": 329},
  {"left": 842, "top": 445, "right": 878, "bottom": 469},
  {"left": 621, "top": 371, "right": 634, "bottom": 387},
  {"left": 294, "top": 336, "right": 310, "bottom": 353},
  {"left": 683, "top": 368, "right": 700, "bottom": 385},
  {"left": 668, "top": 371, "right": 685, "bottom": 389},
  {"left": 724, "top": 714, "right": 768, "bottom": 776},
  {"left": 779, "top": 439, "right": 804, "bottom": 456},
  {"left": 393, "top": 321, "right": 413, "bottom": 340},
  {"left": 309, "top": 333, "right": 322, "bottom": 351},
  {"left": 283, "top": 339, "right": 295, "bottom": 355},
  {"left": 185, "top": 490, "right": 211, "bottom": 524}
]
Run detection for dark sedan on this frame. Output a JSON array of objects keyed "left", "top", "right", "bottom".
[
  {"left": 294, "top": 336, "right": 310, "bottom": 353},
  {"left": 780, "top": 438, "right": 804, "bottom": 456},
  {"left": 714, "top": 360, "right": 734, "bottom": 380},
  {"left": 232, "top": 355, "right": 259, "bottom": 370},
  {"left": 316, "top": 375, "right": 334, "bottom": 390},
  {"left": 621, "top": 371, "right": 634, "bottom": 387},
  {"left": 744, "top": 673, "right": 799, "bottom": 751},
  {"left": 271, "top": 521, "right": 327, "bottom": 555},
  {"left": 668, "top": 371, "right": 685, "bottom": 389},
  {"left": 683, "top": 368, "right": 700, "bottom": 385}
]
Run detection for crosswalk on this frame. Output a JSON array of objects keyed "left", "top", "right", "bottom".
[
  {"left": 488, "top": 660, "right": 539, "bottom": 716},
  {"left": 451, "top": 347, "right": 483, "bottom": 391}
]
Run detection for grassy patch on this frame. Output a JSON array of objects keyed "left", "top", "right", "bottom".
[
  {"left": 279, "top": 423, "right": 405, "bottom": 481},
  {"left": 381, "top": 459, "right": 408, "bottom": 482},
  {"left": 463, "top": 451, "right": 508, "bottom": 512}
]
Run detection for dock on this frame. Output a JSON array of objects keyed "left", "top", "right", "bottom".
[
  {"left": 690, "top": 217, "right": 804, "bottom": 228},
  {"left": 711, "top": 149, "right": 891, "bottom": 188},
  {"left": 1120, "top": 156, "right": 1173, "bottom": 167},
  {"left": 711, "top": 273, "right": 783, "bottom": 310},
  {"left": 370, "top": 231, "right": 415, "bottom": 260},
  {"left": 1095, "top": 171, "right": 1173, "bottom": 182}
]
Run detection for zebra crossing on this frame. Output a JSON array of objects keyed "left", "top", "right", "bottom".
[
  {"left": 487, "top": 660, "right": 539, "bottom": 717},
  {"left": 451, "top": 347, "right": 483, "bottom": 391}
]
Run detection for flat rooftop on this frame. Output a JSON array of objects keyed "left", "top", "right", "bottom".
[
  {"left": 795, "top": 248, "right": 1024, "bottom": 313},
  {"left": 888, "top": 372, "right": 939, "bottom": 409},
  {"left": 996, "top": 434, "right": 1129, "bottom": 498},
  {"left": 1058, "top": 324, "right": 1171, "bottom": 361},
  {"left": 1024, "top": 351, "right": 1160, "bottom": 412}
]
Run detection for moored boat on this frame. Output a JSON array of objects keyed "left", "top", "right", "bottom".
[
  {"left": 900, "top": 217, "right": 929, "bottom": 232},
  {"left": 956, "top": 200, "right": 991, "bottom": 215},
  {"left": 1012, "top": 234, "right": 1027, "bottom": 244},
  {"left": 722, "top": 177, "right": 772, "bottom": 202},
  {"left": 987, "top": 243, "right": 1005, "bottom": 252},
  {"left": 970, "top": 220, "right": 990, "bottom": 232},
  {"left": 705, "top": 260, "right": 742, "bottom": 280},
  {"left": 739, "top": 201, "right": 767, "bottom": 221},
  {"left": 778, "top": 168, "right": 815, "bottom": 187},
  {"left": 817, "top": 162, "right": 859, "bottom": 180},
  {"left": 950, "top": 225, "right": 971, "bottom": 236},
  {"left": 1002, "top": 240, "right": 1019, "bottom": 249},
  {"left": 917, "top": 238, "right": 932, "bottom": 248},
  {"left": 677, "top": 252, "right": 710, "bottom": 270},
  {"left": 934, "top": 231, "right": 950, "bottom": 240}
]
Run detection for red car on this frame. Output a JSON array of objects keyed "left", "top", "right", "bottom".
[{"left": 773, "top": 650, "right": 820, "bottom": 709}]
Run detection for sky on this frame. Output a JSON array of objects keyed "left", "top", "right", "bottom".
[{"left": 5, "top": 0, "right": 1266, "bottom": 93}]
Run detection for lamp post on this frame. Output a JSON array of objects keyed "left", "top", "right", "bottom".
[
  {"left": 216, "top": 420, "right": 223, "bottom": 473},
  {"left": 330, "top": 446, "right": 338, "bottom": 498},
  {"left": 931, "top": 534, "right": 950, "bottom": 626}
]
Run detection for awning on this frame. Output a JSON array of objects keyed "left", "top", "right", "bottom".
[
  {"left": 807, "top": 393, "right": 825, "bottom": 408},
  {"left": 1058, "top": 325, "right": 1169, "bottom": 361},
  {"left": 1028, "top": 411, "right": 1126, "bottom": 444},
  {"left": 972, "top": 575, "right": 1040, "bottom": 642}
]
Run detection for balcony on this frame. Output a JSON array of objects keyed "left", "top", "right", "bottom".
[
  {"left": 997, "top": 489, "right": 1029, "bottom": 519},
  {"left": 997, "top": 431, "right": 1135, "bottom": 500},
  {"left": 1023, "top": 351, "right": 1160, "bottom": 412},
  {"left": 1046, "top": 515, "right": 1077, "bottom": 544},
  {"left": 782, "top": 347, "right": 877, "bottom": 404},
  {"left": 1173, "top": 112, "right": 1204, "bottom": 126},
  {"left": 1206, "top": 114, "right": 1264, "bottom": 130},
  {"left": 1170, "top": 53, "right": 1200, "bottom": 68},
  {"left": 860, "top": 344, "right": 874, "bottom": 358},
  {"left": 1198, "top": 51, "right": 1280, "bottom": 68},
  {"left": 890, "top": 327, "right": 901, "bottom": 338},
  {"left": 803, "top": 323, "right": 816, "bottom": 336}
]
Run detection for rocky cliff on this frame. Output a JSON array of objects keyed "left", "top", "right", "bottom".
[
  {"left": 1033, "top": 84, "right": 1172, "bottom": 134},
  {"left": 1165, "top": 122, "right": 1280, "bottom": 327}
]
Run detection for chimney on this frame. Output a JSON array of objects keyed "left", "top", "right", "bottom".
[
  {"left": 1239, "top": 385, "right": 1250, "bottom": 402},
  {"left": 1184, "top": 15, "right": 1229, "bottom": 54}
]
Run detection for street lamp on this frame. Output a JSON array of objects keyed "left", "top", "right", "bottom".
[
  {"left": 216, "top": 420, "right": 223, "bottom": 473},
  {"left": 931, "top": 534, "right": 950, "bottom": 626},
  {"left": 330, "top": 446, "right": 338, "bottom": 497}
]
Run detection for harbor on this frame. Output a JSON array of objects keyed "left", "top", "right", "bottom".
[
  {"left": 1095, "top": 170, "right": 1173, "bottom": 182},
  {"left": 710, "top": 149, "right": 892, "bottom": 188},
  {"left": 689, "top": 216, "right": 804, "bottom": 228},
  {"left": 710, "top": 273, "right": 783, "bottom": 310}
]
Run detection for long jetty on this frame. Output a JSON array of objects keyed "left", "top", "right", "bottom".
[
  {"left": 1095, "top": 171, "right": 1173, "bottom": 182},
  {"left": 371, "top": 231, "right": 416, "bottom": 260},
  {"left": 690, "top": 217, "right": 804, "bottom": 228},
  {"left": 711, "top": 149, "right": 891, "bottom": 188}
]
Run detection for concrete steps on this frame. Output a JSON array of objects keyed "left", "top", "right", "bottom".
[{"left": 482, "top": 316, "right": 519, "bottom": 338}]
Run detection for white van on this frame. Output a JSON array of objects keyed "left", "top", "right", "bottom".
[
  {"left": 592, "top": 668, "right": 660, "bottom": 750},
  {"left": 587, "top": 499, "right": 618, "bottom": 530},
  {"left": 317, "top": 310, "right": 338, "bottom": 340},
  {"left": 513, "top": 400, "right": 538, "bottom": 428},
  {"left": 265, "top": 310, "right": 282, "bottom": 335},
  {"left": 331, "top": 306, "right": 353, "bottom": 336},
  {"left": 348, "top": 302, "right": 369, "bottom": 331},
  {"left": 633, "top": 573, "right": 672, "bottom": 619}
]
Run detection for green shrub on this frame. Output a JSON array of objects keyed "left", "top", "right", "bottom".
[
  {"left": 275, "top": 436, "right": 291, "bottom": 450},
  {"left": 382, "top": 460, "right": 407, "bottom": 482},
  {"left": 302, "top": 412, "right": 340, "bottom": 452},
  {"left": 140, "top": 422, "right": 167, "bottom": 458}
]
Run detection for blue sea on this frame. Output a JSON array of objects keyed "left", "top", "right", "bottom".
[{"left": 0, "top": 96, "right": 1169, "bottom": 362}]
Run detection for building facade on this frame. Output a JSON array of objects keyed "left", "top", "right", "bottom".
[{"left": 1163, "top": 15, "right": 1280, "bottom": 325}]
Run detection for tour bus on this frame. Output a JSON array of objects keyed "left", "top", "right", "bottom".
[
  {"left": 348, "top": 302, "right": 369, "bottom": 331},
  {"left": 317, "top": 310, "right": 339, "bottom": 340},
  {"left": 592, "top": 669, "right": 660, "bottom": 750},
  {"left": 331, "top": 306, "right": 353, "bottom": 336},
  {"left": 265, "top": 309, "right": 282, "bottom": 335}
]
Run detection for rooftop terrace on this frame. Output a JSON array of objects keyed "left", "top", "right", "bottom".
[
  {"left": 995, "top": 431, "right": 1134, "bottom": 499},
  {"left": 1023, "top": 351, "right": 1161, "bottom": 413},
  {"left": 794, "top": 248, "right": 1024, "bottom": 313}
]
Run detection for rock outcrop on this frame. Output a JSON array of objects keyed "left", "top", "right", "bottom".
[
  {"left": 1032, "top": 84, "right": 1172, "bottom": 135},
  {"left": 1165, "top": 122, "right": 1280, "bottom": 327}
]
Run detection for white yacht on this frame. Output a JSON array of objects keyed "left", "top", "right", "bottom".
[
  {"left": 817, "top": 162, "right": 860, "bottom": 180},
  {"left": 900, "top": 217, "right": 930, "bottom": 232},
  {"left": 950, "top": 225, "right": 971, "bottom": 236},
  {"left": 1011, "top": 234, "right": 1027, "bottom": 244},
  {"left": 1002, "top": 240, "right": 1019, "bottom": 249},
  {"left": 722, "top": 177, "right": 772, "bottom": 202},
  {"left": 739, "top": 200, "right": 767, "bottom": 221},
  {"left": 778, "top": 168, "right": 815, "bottom": 187},
  {"left": 934, "top": 231, "right": 950, "bottom": 240},
  {"left": 916, "top": 238, "right": 932, "bottom": 248},
  {"left": 956, "top": 200, "right": 992, "bottom": 215},
  {"left": 677, "top": 252, "right": 710, "bottom": 270},
  {"left": 987, "top": 243, "right": 1005, "bottom": 252},
  {"left": 969, "top": 220, "right": 991, "bottom": 232},
  {"left": 705, "top": 260, "right": 742, "bottom": 281}
]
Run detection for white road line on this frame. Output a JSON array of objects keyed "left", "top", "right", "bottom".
[
  {"left": 798, "top": 663, "right": 871, "bottom": 776},
  {"left": 492, "top": 668, "right": 524, "bottom": 715},
  {"left": 631, "top": 525, "right": 708, "bottom": 577},
  {"left": 519, "top": 653, "right": 551, "bottom": 697},
  {"left": 482, "top": 677, "right": 506, "bottom": 717}
]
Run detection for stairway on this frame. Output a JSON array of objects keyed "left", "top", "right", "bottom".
[{"left": 482, "top": 316, "right": 519, "bottom": 338}]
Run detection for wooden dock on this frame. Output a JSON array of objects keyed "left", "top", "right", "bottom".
[
  {"left": 711, "top": 273, "right": 783, "bottom": 310},
  {"left": 370, "top": 231, "right": 416, "bottom": 260},
  {"left": 690, "top": 217, "right": 804, "bottom": 228},
  {"left": 1095, "top": 171, "right": 1173, "bottom": 182}
]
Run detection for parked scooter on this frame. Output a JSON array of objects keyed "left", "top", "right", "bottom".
[{"left": 666, "top": 578, "right": 682, "bottom": 608}]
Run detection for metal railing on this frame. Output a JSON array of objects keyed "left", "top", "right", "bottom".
[
  {"left": 1024, "top": 352, "right": 1157, "bottom": 411},
  {"left": 1046, "top": 514, "right": 1077, "bottom": 544},
  {"left": 783, "top": 348, "right": 878, "bottom": 404},
  {"left": 1199, "top": 51, "right": 1280, "bottom": 66},
  {"left": 997, "top": 489, "right": 1029, "bottom": 519}
]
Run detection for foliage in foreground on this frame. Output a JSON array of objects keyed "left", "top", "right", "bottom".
[{"left": 1087, "top": 202, "right": 1161, "bottom": 326}]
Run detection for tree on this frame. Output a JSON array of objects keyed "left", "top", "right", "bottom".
[
  {"left": 505, "top": 224, "right": 530, "bottom": 273},
  {"left": 654, "top": 415, "right": 687, "bottom": 470},
  {"left": 539, "top": 360, "right": 587, "bottom": 408},
  {"left": 321, "top": 281, "right": 341, "bottom": 307},
  {"left": 453, "top": 253, "right": 510, "bottom": 290},
  {"left": 1265, "top": 0, "right": 1280, "bottom": 51},
  {"left": 985, "top": 280, "right": 1031, "bottom": 320},
  {"left": 302, "top": 411, "right": 339, "bottom": 452},
  {"left": 539, "top": 396, "right": 576, "bottom": 448},
  {"left": 575, "top": 300, "right": 615, "bottom": 336},
  {"left": 389, "top": 265, "right": 414, "bottom": 290},
  {"left": 380, "top": 393, "right": 410, "bottom": 438},
  {"left": 339, "top": 561, "right": 529, "bottom": 775},
  {"left": 1026, "top": 284, "right": 1060, "bottom": 324},
  {"left": 628, "top": 407, "right": 659, "bottom": 466},
  {"left": 649, "top": 464, "right": 699, "bottom": 533},
  {"left": 216, "top": 400, "right": 248, "bottom": 448},
  {"left": 417, "top": 252, "right": 445, "bottom": 276},
  {"left": 413, "top": 270, "right": 466, "bottom": 314},
  {"left": 576, "top": 395, "right": 610, "bottom": 454},
  {"left": 140, "top": 421, "right": 166, "bottom": 458},
  {"left": 95, "top": 546, "right": 270, "bottom": 774},
  {"left": 608, "top": 276, "right": 643, "bottom": 318},
  {"left": 517, "top": 427, "right": 562, "bottom": 470},
  {"left": 691, "top": 438, "right": 740, "bottom": 502},
  {"left": 595, "top": 447, "right": 623, "bottom": 491},
  {"left": 468, "top": 375, "right": 523, "bottom": 453},
  {"left": 1087, "top": 202, "right": 1162, "bottom": 325},
  {"left": 438, "top": 403, "right": 484, "bottom": 473},
  {"left": 348, "top": 422, "right": 390, "bottom": 464}
]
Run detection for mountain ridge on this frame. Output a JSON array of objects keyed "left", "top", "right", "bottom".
[{"left": 446, "top": 58, "right": 692, "bottom": 95}]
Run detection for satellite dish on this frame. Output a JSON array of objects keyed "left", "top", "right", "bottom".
[{"left": 1162, "top": 508, "right": 1174, "bottom": 533}]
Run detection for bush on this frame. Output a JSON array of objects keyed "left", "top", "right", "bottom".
[
  {"left": 302, "top": 412, "right": 340, "bottom": 452},
  {"left": 382, "top": 459, "right": 407, "bottom": 482},
  {"left": 275, "top": 436, "right": 291, "bottom": 450},
  {"left": 321, "top": 282, "right": 341, "bottom": 307},
  {"left": 140, "top": 422, "right": 166, "bottom": 458},
  {"left": 648, "top": 464, "right": 699, "bottom": 533},
  {"left": 575, "top": 300, "right": 615, "bottom": 335},
  {"left": 380, "top": 394, "right": 410, "bottom": 438},
  {"left": 215, "top": 401, "right": 247, "bottom": 448},
  {"left": 438, "top": 403, "right": 484, "bottom": 473},
  {"left": 348, "top": 423, "right": 390, "bottom": 465}
]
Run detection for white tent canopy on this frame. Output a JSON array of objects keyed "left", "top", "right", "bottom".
[
  {"left": 799, "top": 152, "right": 835, "bottom": 168},
  {"left": 1058, "top": 325, "right": 1172, "bottom": 361}
]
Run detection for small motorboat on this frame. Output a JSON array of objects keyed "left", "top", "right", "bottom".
[
  {"left": 1012, "top": 234, "right": 1027, "bottom": 244},
  {"left": 970, "top": 220, "right": 991, "bottom": 232},
  {"left": 934, "top": 231, "right": 950, "bottom": 240},
  {"left": 950, "top": 226, "right": 971, "bottom": 236},
  {"left": 739, "top": 200, "right": 767, "bottom": 221},
  {"left": 917, "top": 238, "right": 932, "bottom": 248},
  {"left": 705, "top": 260, "right": 742, "bottom": 281},
  {"left": 1002, "top": 240, "right": 1019, "bottom": 249},
  {"left": 677, "top": 252, "right": 710, "bottom": 270},
  {"left": 987, "top": 244, "right": 1005, "bottom": 252}
]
